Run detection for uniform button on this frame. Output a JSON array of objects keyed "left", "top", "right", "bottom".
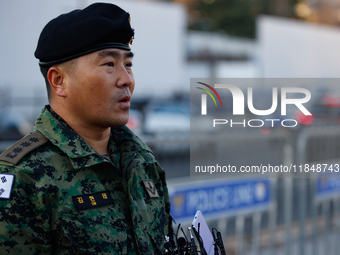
[{"left": 140, "top": 241, "right": 150, "bottom": 252}]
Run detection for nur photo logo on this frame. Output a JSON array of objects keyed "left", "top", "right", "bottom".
[
  {"left": 196, "top": 82, "right": 223, "bottom": 115},
  {"left": 195, "top": 80, "right": 312, "bottom": 129}
]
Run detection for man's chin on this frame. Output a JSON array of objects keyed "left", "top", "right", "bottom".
[{"left": 108, "top": 119, "right": 129, "bottom": 128}]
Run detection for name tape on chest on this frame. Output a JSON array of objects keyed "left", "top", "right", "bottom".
[
  {"left": 0, "top": 174, "right": 15, "bottom": 199},
  {"left": 142, "top": 180, "right": 159, "bottom": 198},
  {"left": 72, "top": 191, "right": 113, "bottom": 211}
]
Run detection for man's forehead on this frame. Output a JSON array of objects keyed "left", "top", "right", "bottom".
[{"left": 96, "top": 49, "right": 134, "bottom": 59}]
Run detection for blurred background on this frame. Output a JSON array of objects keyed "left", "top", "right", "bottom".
[{"left": 2, "top": 0, "right": 340, "bottom": 254}]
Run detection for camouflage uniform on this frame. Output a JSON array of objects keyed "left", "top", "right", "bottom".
[{"left": 0, "top": 105, "right": 171, "bottom": 254}]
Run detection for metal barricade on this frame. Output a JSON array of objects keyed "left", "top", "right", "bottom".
[
  {"left": 164, "top": 125, "right": 340, "bottom": 255},
  {"left": 296, "top": 126, "right": 340, "bottom": 255}
]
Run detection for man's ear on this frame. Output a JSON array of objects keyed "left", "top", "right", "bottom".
[{"left": 47, "top": 66, "right": 68, "bottom": 98}]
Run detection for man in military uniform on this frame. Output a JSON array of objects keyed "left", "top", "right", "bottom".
[{"left": 0, "top": 3, "right": 172, "bottom": 254}]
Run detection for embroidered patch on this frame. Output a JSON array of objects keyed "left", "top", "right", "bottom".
[
  {"left": 142, "top": 180, "right": 159, "bottom": 198},
  {"left": 0, "top": 174, "right": 15, "bottom": 199},
  {"left": 72, "top": 191, "right": 113, "bottom": 211},
  {"left": 0, "top": 132, "right": 48, "bottom": 165}
]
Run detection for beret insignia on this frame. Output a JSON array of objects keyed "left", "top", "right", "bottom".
[{"left": 127, "top": 13, "right": 134, "bottom": 46}]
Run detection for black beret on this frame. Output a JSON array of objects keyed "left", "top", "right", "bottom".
[{"left": 35, "top": 3, "right": 134, "bottom": 67}]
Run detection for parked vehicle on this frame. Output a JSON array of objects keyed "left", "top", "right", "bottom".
[
  {"left": 143, "top": 101, "right": 190, "bottom": 135},
  {"left": 0, "top": 108, "right": 31, "bottom": 141}
]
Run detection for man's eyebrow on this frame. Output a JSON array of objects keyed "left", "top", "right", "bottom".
[
  {"left": 125, "top": 51, "right": 134, "bottom": 58},
  {"left": 97, "top": 50, "right": 134, "bottom": 59}
]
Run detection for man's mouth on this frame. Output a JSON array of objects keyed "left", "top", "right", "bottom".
[{"left": 118, "top": 95, "right": 131, "bottom": 106}]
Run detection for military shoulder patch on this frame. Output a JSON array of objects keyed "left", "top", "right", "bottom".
[
  {"left": 0, "top": 174, "right": 15, "bottom": 199},
  {"left": 0, "top": 132, "right": 48, "bottom": 165},
  {"left": 142, "top": 180, "right": 159, "bottom": 198}
]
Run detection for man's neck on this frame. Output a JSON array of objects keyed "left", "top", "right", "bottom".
[
  {"left": 50, "top": 104, "right": 111, "bottom": 155},
  {"left": 71, "top": 125, "right": 111, "bottom": 155}
]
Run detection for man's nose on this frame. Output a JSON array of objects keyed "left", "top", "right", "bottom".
[{"left": 117, "top": 66, "right": 133, "bottom": 87}]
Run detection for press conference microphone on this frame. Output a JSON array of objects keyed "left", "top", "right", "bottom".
[
  {"left": 188, "top": 227, "right": 198, "bottom": 255},
  {"left": 177, "top": 237, "right": 186, "bottom": 248},
  {"left": 173, "top": 237, "right": 186, "bottom": 255},
  {"left": 177, "top": 225, "right": 189, "bottom": 255},
  {"left": 212, "top": 228, "right": 227, "bottom": 255},
  {"left": 164, "top": 241, "right": 176, "bottom": 254}
]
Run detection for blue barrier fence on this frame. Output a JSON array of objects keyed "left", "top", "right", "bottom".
[{"left": 168, "top": 178, "right": 271, "bottom": 223}]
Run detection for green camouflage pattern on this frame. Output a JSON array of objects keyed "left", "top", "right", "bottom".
[{"left": 0, "top": 105, "right": 171, "bottom": 254}]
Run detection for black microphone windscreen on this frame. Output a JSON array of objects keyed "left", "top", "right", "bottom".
[{"left": 177, "top": 237, "right": 187, "bottom": 247}]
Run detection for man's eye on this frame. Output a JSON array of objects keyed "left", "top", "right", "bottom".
[
  {"left": 105, "top": 62, "right": 114, "bottom": 67},
  {"left": 126, "top": 62, "right": 133, "bottom": 68}
]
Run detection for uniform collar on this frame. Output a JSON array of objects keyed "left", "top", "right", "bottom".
[
  {"left": 111, "top": 125, "right": 153, "bottom": 154},
  {"left": 34, "top": 105, "right": 97, "bottom": 158},
  {"left": 34, "top": 105, "right": 152, "bottom": 168}
]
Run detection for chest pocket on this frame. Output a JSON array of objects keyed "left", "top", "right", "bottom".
[
  {"left": 147, "top": 211, "right": 167, "bottom": 251},
  {"left": 131, "top": 195, "right": 166, "bottom": 254},
  {"left": 119, "top": 150, "right": 169, "bottom": 253},
  {"left": 129, "top": 168, "right": 167, "bottom": 253},
  {"left": 60, "top": 213, "right": 128, "bottom": 254}
]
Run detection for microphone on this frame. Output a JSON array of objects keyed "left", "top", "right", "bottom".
[
  {"left": 164, "top": 241, "right": 176, "bottom": 253},
  {"left": 163, "top": 219, "right": 227, "bottom": 255},
  {"left": 177, "top": 237, "right": 187, "bottom": 248},
  {"left": 176, "top": 237, "right": 187, "bottom": 255},
  {"left": 212, "top": 228, "right": 227, "bottom": 255},
  {"left": 188, "top": 227, "right": 198, "bottom": 255}
]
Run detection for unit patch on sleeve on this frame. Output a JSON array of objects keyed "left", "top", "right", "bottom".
[
  {"left": 0, "top": 174, "right": 15, "bottom": 199},
  {"left": 142, "top": 180, "right": 159, "bottom": 198},
  {"left": 72, "top": 191, "right": 113, "bottom": 211}
]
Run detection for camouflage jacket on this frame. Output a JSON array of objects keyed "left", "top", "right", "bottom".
[{"left": 0, "top": 106, "right": 171, "bottom": 254}]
